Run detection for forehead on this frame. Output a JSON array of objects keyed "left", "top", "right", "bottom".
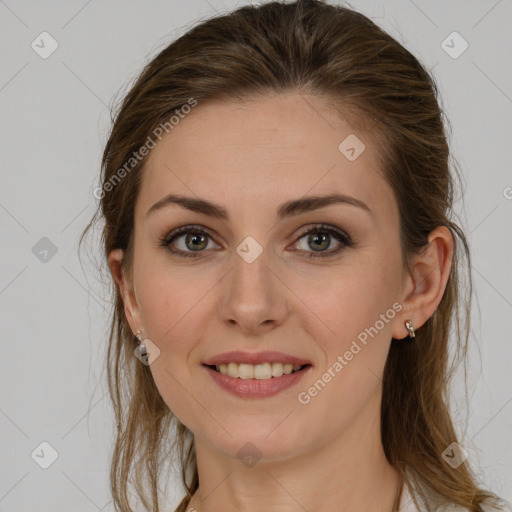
[{"left": 138, "top": 92, "right": 396, "bottom": 224}]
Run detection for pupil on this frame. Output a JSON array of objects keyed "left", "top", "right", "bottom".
[
  {"left": 310, "top": 233, "right": 328, "bottom": 251},
  {"left": 184, "top": 232, "right": 331, "bottom": 252},
  {"left": 187, "top": 233, "right": 206, "bottom": 250}
]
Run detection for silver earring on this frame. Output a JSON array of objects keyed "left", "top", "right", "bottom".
[
  {"left": 404, "top": 319, "right": 415, "bottom": 341},
  {"left": 133, "top": 329, "right": 149, "bottom": 364}
]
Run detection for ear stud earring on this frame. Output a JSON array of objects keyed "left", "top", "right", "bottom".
[
  {"left": 133, "top": 329, "right": 149, "bottom": 364},
  {"left": 404, "top": 319, "right": 415, "bottom": 341}
]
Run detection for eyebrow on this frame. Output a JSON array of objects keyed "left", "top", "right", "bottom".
[{"left": 146, "top": 192, "right": 372, "bottom": 221}]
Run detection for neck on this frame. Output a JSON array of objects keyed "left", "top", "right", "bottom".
[{"left": 187, "top": 392, "right": 401, "bottom": 512}]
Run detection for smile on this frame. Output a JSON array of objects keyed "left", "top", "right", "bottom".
[
  {"left": 210, "top": 362, "right": 308, "bottom": 379},
  {"left": 203, "top": 363, "right": 312, "bottom": 399}
]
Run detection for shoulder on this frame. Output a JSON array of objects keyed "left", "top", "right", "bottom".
[
  {"left": 480, "top": 503, "right": 512, "bottom": 512},
  {"left": 436, "top": 495, "right": 512, "bottom": 512},
  {"left": 399, "top": 481, "right": 512, "bottom": 512},
  {"left": 437, "top": 504, "right": 511, "bottom": 512}
]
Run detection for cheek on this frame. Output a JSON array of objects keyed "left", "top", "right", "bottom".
[
  {"left": 133, "top": 262, "right": 218, "bottom": 420},
  {"left": 135, "top": 260, "right": 208, "bottom": 341},
  {"left": 293, "top": 251, "right": 402, "bottom": 354},
  {"left": 291, "top": 259, "right": 401, "bottom": 435}
]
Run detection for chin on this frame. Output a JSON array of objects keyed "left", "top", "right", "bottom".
[{"left": 199, "top": 423, "right": 315, "bottom": 465}]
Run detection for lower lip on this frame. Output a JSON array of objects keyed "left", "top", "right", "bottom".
[{"left": 203, "top": 365, "right": 311, "bottom": 398}]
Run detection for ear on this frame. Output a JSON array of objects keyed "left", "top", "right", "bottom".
[
  {"left": 392, "top": 226, "right": 454, "bottom": 339},
  {"left": 108, "top": 249, "right": 141, "bottom": 335}
]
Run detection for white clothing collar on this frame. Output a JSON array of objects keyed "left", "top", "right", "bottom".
[{"left": 398, "top": 481, "right": 510, "bottom": 512}]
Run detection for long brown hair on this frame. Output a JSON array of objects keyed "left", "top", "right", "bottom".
[{"left": 80, "top": 1, "right": 506, "bottom": 510}]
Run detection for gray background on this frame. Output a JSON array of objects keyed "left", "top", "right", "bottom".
[{"left": 1, "top": 0, "right": 511, "bottom": 510}]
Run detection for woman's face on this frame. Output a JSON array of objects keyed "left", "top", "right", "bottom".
[{"left": 112, "top": 92, "right": 413, "bottom": 462}]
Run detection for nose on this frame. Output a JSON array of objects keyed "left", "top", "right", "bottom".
[{"left": 217, "top": 248, "right": 289, "bottom": 335}]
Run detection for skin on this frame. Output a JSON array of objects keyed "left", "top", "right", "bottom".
[{"left": 109, "top": 91, "right": 453, "bottom": 512}]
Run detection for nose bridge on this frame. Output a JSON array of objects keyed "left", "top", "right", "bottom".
[{"left": 218, "top": 239, "right": 286, "bottom": 331}]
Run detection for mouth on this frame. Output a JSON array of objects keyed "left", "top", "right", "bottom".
[
  {"left": 202, "top": 361, "right": 312, "bottom": 398},
  {"left": 204, "top": 362, "right": 312, "bottom": 380}
]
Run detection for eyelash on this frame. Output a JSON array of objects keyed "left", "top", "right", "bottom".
[{"left": 159, "top": 223, "right": 354, "bottom": 259}]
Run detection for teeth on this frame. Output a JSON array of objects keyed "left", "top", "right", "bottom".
[
  {"left": 215, "top": 362, "right": 304, "bottom": 379},
  {"left": 239, "top": 363, "right": 254, "bottom": 379},
  {"left": 271, "top": 362, "right": 284, "bottom": 377},
  {"left": 227, "top": 362, "right": 239, "bottom": 378}
]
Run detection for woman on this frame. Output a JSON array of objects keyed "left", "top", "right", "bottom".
[{"left": 81, "top": 1, "right": 511, "bottom": 510}]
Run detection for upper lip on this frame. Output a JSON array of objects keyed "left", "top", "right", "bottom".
[{"left": 203, "top": 350, "right": 312, "bottom": 366}]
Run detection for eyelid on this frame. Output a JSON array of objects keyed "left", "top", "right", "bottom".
[
  {"left": 159, "top": 224, "right": 220, "bottom": 253},
  {"left": 290, "top": 224, "right": 353, "bottom": 257},
  {"left": 160, "top": 223, "right": 353, "bottom": 258}
]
